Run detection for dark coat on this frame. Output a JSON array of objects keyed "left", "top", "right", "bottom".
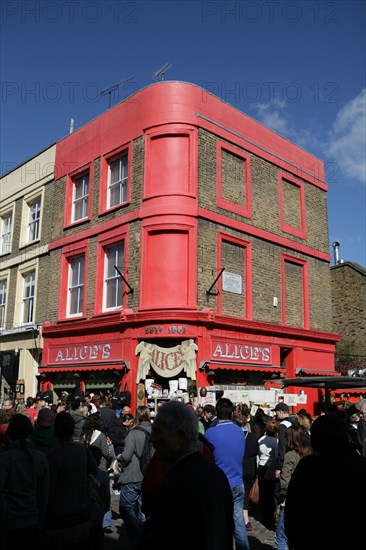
[
  {"left": 140, "top": 451, "right": 234, "bottom": 550},
  {"left": 285, "top": 444, "right": 366, "bottom": 549},
  {"left": 70, "top": 410, "right": 86, "bottom": 442},
  {"left": 110, "top": 417, "right": 129, "bottom": 455},
  {"left": 243, "top": 431, "right": 259, "bottom": 481}
]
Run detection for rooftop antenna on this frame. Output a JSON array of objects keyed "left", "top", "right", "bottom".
[
  {"left": 154, "top": 62, "right": 172, "bottom": 81},
  {"left": 99, "top": 75, "right": 135, "bottom": 109}
]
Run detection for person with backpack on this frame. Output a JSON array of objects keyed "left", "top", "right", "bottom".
[{"left": 117, "top": 406, "right": 152, "bottom": 549}]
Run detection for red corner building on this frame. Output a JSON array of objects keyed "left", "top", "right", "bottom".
[{"left": 40, "top": 82, "right": 340, "bottom": 415}]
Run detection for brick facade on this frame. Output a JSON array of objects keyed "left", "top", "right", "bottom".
[
  {"left": 331, "top": 262, "right": 366, "bottom": 356},
  {"left": 2, "top": 83, "right": 340, "bottom": 412}
]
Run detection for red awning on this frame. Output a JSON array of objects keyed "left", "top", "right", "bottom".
[
  {"left": 209, "top": 363, "right": 285, "bottom": 373},
  {"left": 38, "top": 365, "right": 124, "bottom": 373},
  {"left": 295, "top": 368, "right": 340, "bottom": 377}
]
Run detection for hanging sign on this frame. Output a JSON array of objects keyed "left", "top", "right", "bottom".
[{"left": 135, "top": 340, "right": 198, "bottom": 382}]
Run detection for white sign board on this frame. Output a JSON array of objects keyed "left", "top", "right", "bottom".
[
  {"left": 199, "top": 392, "right": 216, "bottom": 406},
  {"left": 222, "top": 389, "right": 278, "bottom": 405},
  {"left": 222, "top": 272, "right": 242, "bottom": 294},
  {"left": 278, "top": 394, "right": 307, "bottom": 405}
]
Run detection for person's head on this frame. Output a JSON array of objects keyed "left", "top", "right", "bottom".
[
  {"left": 82, "top": 412, "right": 107, "bottom": 440},
  {"left": 122, "top": 405, "right": 131, "bottom": 416},
  {"left": 356, "top": 398, "right": 366, "bottom": 417},
  {"left": 203, "top": 404, "right": 216, "bottom": 420},
  {"left": 130, "top": 406, "right": 151, "bottom": 429},
  {"left": 6, "top": 413, "right": 33, "bottom": 441},
  {"left": 91, "top": 395, "right": 101, "bottom": 409},
  {"left": 56, "top": 401, "right": 67, "bottom": 413},
  {"left": 36, "top": 407, "right": 55, "bottom": 428},
  {"left": 272, "top": 402, "right": 289, "bottom": 420},
  {"left": 216, "top": 398, "right": 234, "bottom": 421},
  {"left": 70, "top": 397, "right": 81, "bottom": 411},
  {"left": 122, "top": 413, "right": 134, "bottom": 427},
  {"left": 195, "top": 406, "right": 204, "bottom": 418},
  {"left": 151, "top": 401, "right": 199, "bottom": 461},
  {"left": 26, "top": 396, "right": 35, "bottom": 408},
  {"left": 54, "top": 411, "right": 75, "bottom": 442},
  {"left": 3, "top": 399, "right": 15, "bottom": 411},
  {"left": 310, "top": 413, "right": 349, "bottom": 454},
  {"left": 265, "top": 419, "right": 279, "bottom": 438},
  {"left": 233, "top": 403, "right": 251, "bottom": 427},
  {"left": 285, "top": 425, "right": 312, "bottom": 458},
  {"left": 297, "top": 413, "right": 311, "bottom": 432}
]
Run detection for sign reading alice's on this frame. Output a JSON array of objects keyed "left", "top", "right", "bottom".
[
  {"left": 49, "top": 343, "right": 115, "bottom": 365},
  {"left": 212, "top": 340, "right": 272, "bottom": 364}
]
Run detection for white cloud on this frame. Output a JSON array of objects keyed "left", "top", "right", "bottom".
[
  {"left": 251, "top": 100, "right": 291, "bottom": 135},
  {"left": 327, "top": 89, "right": 366, "bottom": 184},
  {"left": 251, "top": 89, "right": 366, "bottom": 185}
]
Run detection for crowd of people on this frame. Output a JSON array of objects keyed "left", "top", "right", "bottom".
[{"left": 0, "top": 392, "right": 365, "bottom": 549}]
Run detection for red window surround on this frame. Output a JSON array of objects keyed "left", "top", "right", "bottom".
[
  {"left": 58, "top": 239, "right": 89, "bottom": 321},
  {"left": 217, "top": 232, "right": 253, "bottom": 319},
  {"left": 143, "top": 124, "right": 198, "bottom": 200},
  {"left": 64, "top": 162, "right": 93, "bottom": 229},
  {"left": 281, "top": 254, "right": 309, "bottom": 329},
  {"left": 94, "top": 226, "right": 129, "bottom": 315},
  {"left": 216, "top": 140, "right": 252, "bottom": 218},
  {"left": 278, "top": 170, "right": 307, "bottom": 239},
  {"left": 98, "top": 141, "right": 132, "bottom": 215}
]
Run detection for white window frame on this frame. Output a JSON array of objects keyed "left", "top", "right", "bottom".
[
  {"left": 0, "top": 274, "right": 9, "bottom": 329},
  {"left": 27, "top": 198, "right": 41, "bottom": 243},
  {"left": 67, "top": 255, "right": 85, "bottom": 317},
  {"left": 103, "top": 243, "right": 124, "bottom": 311},
  {"left": 22, "top": 270, "right": 36, "bottom": 324},
  {"left": 20, "top": 189, "right": 44, "bottom": 249},
  {"left": 72, "top": 173, "right": 89, "bottom": 222},
  {"left": 14, "top": 259, "right": 38, "bottom": 327},
  {"left": 0, "top": 211, "right": 13, "bottom": 255},
  {"left": 108, "top": 154, "right": 128, "bottom": 209}
]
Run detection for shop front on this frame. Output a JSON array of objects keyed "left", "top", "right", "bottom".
[
  {"left": 40, "top": 324, "right": 129, "bottom": 403},
  {"left": 40, "top": 313, "right": 339, "bottom": 415}
]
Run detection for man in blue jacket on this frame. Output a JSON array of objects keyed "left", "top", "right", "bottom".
[{"left": 205, "top": 398, "right": 250, "bottom": 550}]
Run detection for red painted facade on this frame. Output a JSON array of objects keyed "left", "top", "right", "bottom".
[{"left": 41, "top": 82, "right": 340, "bottom": 414}]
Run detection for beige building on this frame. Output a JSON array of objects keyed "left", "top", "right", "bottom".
[{"left": 0, "top": 145, "right": 55, "bottom": 401}]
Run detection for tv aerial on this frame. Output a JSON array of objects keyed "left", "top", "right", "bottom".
[
  {"left": 99, "top": 75, "right": 135, "bottom": 109},
  {"left": 154, "top": 63, "right": 172, "bottom": 81}
]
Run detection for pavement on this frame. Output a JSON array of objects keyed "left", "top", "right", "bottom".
[{"left": 103, "top": 492, "right": 276, "bottom": 549}]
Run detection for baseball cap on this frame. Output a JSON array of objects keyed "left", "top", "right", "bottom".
[{"left": 272, "top": 402, "right": 289, "bottom": 413}]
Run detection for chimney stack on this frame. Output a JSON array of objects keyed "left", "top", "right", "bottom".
[{"left": 332, "top": 241, "right": 341, "bottom": 265}]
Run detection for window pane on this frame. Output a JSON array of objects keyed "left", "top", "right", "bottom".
[
  {"left": 68, "top": 256, "right": 84, "bottom": 315},
  {"left": 1, "top": 214, "right": 12, "bottom": 253},
  {"left": 73, "top": 174, "right": 89, "bottom": 221},
  {"left": 108, "top": 154, "right": 127, "bottom": 207},
  {"left": 0, "top": 280, "right": 6, "bottom": 327},
  {"left": 28, "top": 200, "right": 41, "bottom": 241},
  {"left": 104, "top": 243, "right": 124, "bottom": 309},
  {"left": 110, "top": 159, "right": 120, "bottom": 184},
  {"left": 23, "top": 271, "right": 35, "bottom": 323}
]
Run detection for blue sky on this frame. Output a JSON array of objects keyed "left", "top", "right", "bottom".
[{"left": 1, "top": 0, "right": 365, "bottom": 266}]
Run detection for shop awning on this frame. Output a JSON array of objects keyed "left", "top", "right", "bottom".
[
  {"left": 209, "top": 363, "right": 285, "bottom": 373},
  {"left": 295, "top": 368, "right": 340, "bottom": 377},
  {"left": 38, "top": 365, "right": 124, "bottom": 373}
]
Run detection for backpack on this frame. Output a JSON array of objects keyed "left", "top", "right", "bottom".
[{"left": 134, "top": 426, "right": 155, "bottom": 475}]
